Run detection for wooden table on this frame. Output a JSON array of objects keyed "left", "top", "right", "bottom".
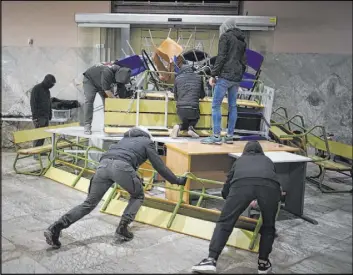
[{"left": 164, "top": 140, "right": 299, "bottom": 204}]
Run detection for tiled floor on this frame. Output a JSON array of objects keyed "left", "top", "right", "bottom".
[{"left": 2, "top": 152, "right": 352, "bottom": 273}]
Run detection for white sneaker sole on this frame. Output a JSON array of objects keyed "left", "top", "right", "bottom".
[
  {"left": 191, "top": 265, "right": 217, "bottom": 274},
  {"left": 188, "top": 130, "right": 200, "bottom": 138},
  {"left": 258, "top": 266, "right": 272, "bottom": 274},
  {"left": 170, "top": 125, "right": 180, "bottom": 139}
]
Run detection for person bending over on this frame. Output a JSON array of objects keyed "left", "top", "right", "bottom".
[
  {"left": 44, "top": 127, "right": 187, "bottom": 248},
  {"left": 82, "top": 64, "right": 131, "bottom": 135},
  {"left": 201, "top": 18, "right": 247, "bottom": 145},
  {"left": 170, "top": 64, "right": 206, "bottom": 139},
  {"left": 192, "top": 141, "right": 281, "bottom": 274}
]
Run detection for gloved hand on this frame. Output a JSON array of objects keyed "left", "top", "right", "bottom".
[
  {"left": 208, "top": 77, "right": 216, "bottom": 87},
  {"left": 176, "top": 177, "right": 187, "bottom": 186}
]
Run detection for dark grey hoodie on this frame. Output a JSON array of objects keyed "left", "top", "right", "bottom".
[
  {"left": 30, "top": 74, "right": 56, "bottom": 120},
  {"left": 174, "top": 65, "right": 205, "bottom": 108},
  {"left": 211, "top": 27, "right": 247, "bottom": 82},
  {"left": 100, "top": 127, "right": 179, "bottom": 185},
  {"left": 83, "top": 64, "right": 131, "bottom": 91},
  {"left": 222, "top": 141, "right": 280, "bottom": 198}
]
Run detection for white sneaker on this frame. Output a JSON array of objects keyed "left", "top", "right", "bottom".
[
  {"left": 258, "top": 259, "right": 272, "bottom": 274},
  {"left": 84, "top": 124, "right": 92, "bottom": 135},
  {"left": 187, "top": 126, "right": 200, "bottom": 138},
  {"left": 191, "top": 258, "right": 217, "bottom": 274},
  {"left": 170, "top": 124, "right": 180, "bottom": 139}
]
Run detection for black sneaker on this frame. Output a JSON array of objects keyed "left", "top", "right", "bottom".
[
  {"left": 258, "top": 259, "right": 272, "bottom": 274},
  {"left": 191, "top": 258, "right": 217, "bottom": 274},
  {"left": 115, "top": 221, "right": 134, "bottom": 241}
]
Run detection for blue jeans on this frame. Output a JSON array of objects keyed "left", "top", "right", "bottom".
[{"left": 212, "top": 78, "right": 239, "bottom": 135}]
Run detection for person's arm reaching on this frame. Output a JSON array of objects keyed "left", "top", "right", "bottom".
[
  {"left": 146, "top": 141, "right": 186, "bottom": 185},
  {"left": 221, "top": 161, "right": 236, "bottom": 199},
  {"left": 101, "top": 69, "right": 115, "bottom": 98},
  {"left": 211, "top": 34, "right": 229, "bottom": 77}
]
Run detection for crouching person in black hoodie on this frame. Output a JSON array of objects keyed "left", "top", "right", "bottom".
[
  {"left": 44, "top": 127, "right": 187, "bottom": 248},
  {"left": 192, "top": 141, "right": 281, "bottom": 274},
  {"left": 170, "top": 64, "right": 206, "bottom": 139}
]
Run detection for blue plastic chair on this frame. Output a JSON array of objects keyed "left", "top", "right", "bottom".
[
  {"left": 239, "top": 49, "right": 264, "bottom": 91},
  {"left": 114, "top": 55, "right": 147, "bottom": 77}
]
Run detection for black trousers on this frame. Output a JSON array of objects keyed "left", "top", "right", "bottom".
[
  {"left": 177, "top": 107, "right": 200, "bottom": 131},
  {"left": 209, "top": 180, "right": 281, "bottom": 261},
  {"left": 32, "top": 117, "right": 49, "bottom": 147}
]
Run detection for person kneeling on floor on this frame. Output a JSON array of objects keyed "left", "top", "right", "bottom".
[
  {"left": 192, "top": 141, "right": 281, "bottom": 274},
  {"left": 44, "top": 126, "right": 187, "bottom": 248},
  {"left": 170, "top": 63, "right": 206, "bottom": 139}
]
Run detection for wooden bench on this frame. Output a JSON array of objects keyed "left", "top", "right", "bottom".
[
  {"left": 306, "top": 133, "right": 352, "bottom": 193},
  {"left": 12, "top": 122, "right": 79, "bottom": 176}
]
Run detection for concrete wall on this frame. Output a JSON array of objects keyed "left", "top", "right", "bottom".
[
  {"left": 1, "top": 1, "right": 110, "bottom": 147},
  {"left": 2, "top": 1, "right": 110, "bottom": 47},
  {"left": 244, "top": 1, "right": 352, "bottom": 144}
]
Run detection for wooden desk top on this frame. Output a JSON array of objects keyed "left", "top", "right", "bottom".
[{"left": 165, "top": 140, "right": 299, "bottom": 156}]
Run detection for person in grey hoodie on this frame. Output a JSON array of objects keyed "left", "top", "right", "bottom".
[
  {"left": 44, "top": 127, "right": 187, "bottom": 248},
  {"left": 82, "top": 64, "right": 131, "bottom": 135},
  {"left": 201, "top": 18, "right": 247, "bottom": 145},
  {"left": 192, "top": 141, "right": 281, "bottom": 274}
]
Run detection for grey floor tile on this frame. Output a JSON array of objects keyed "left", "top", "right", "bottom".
[
  {"left": 63, "top": 217, "right": 117, "bottom": 242},
  {"left": 2, "top": 215, "right": 50, "bottom": 237},
  {"left": 221, "top": 260, "right": 257, "bottom": 274},
  {"left": 110, "top": 235, "right": 210, "bottom": 273},
  {"left": 76, "top": 261, "right": 143, "bottom": 274},
  {"left": 275, "top": 226, "right": 339, "bottom": 256},
  {"left": 1, "top": 250, "right": 24, "bottom": 263},
  {"left": 319, "top": 209, "right": 353, "bottom": 228},
  {"left": 2, "top": 229, "right": 75, "bottom": 253},
  {"left": 2, "top": 255, "right": 52, "bottom": 274},
  {"left": 33, "top": 245, "right": 111, "bottom": 273},
  {"left": 290, "top": 215, "right": 352, "bottom": 241},
  {"left": 340, "top": 203, "right": 352, "bottom": 213},
  {"left": 2, "top": 237, "right": 16, "bottom": 251},
  {"left": 289, "top": 248, "right": 352, "bottom": 274},
  {"left": 1, "top": 200, "right": 31, "bottom": 221}
]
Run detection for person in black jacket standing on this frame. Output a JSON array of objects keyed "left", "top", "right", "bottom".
[
  {"left": 201, "top": 18, "right": 247, "bottom": 145},
  {"left": 192, "top": 141, "right": 281, "bottom": 274},
  {"left": 44, "top": 127, "right": 187, "bottom": 248},
  {"left": 82, "top": 64, "right": 131, "bottom": 135},
  {"left": 30, "top": 74, "right": 56, "bottom": 149},
  {"left": 170, "top": 64, "right": 206, "bottom": 139}
]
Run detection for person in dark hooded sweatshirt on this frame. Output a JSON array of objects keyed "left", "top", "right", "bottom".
[
  {"left": 192, "top": 141, "right": 281, "bottom": 274},
  {"left": 82, "top": 64, "right": 131, "bottom": 135},
  {"left": 201, "top": 18, "right": 247, "bottom": 145},
  {"left": 44, "top": 126, "right": 187, "bottom": 248},
  {"left": 170, "top": 63, "right": 206, "bottom": 139},
  {"left": 30, "top": 74, "right": 56, "bottom": 149}
]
